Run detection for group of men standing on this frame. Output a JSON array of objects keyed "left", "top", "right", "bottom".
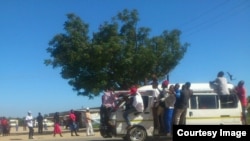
[
  {"left": 99, "top": 80, "right": 194, "bottom": 137},
  {"left": 151, "top": 79, "right": 193, "bottom": 136},
  {"left": 100, "top": 71, "right": 248, "bottom": 138}
]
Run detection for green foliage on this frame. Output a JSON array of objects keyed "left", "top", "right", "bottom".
[{"left": 45, "top": 9, "right": 189, "bottom": 98}]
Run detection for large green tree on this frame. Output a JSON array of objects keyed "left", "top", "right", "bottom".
[{"left": 45, "top": 9, "right": 189, "bottom": 98}]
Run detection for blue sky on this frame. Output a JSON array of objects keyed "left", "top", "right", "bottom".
[{"left": 1, "top": 0, "right": 249, "bottom": 118}]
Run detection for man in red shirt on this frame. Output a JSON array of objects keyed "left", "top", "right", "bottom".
[
  {"left": 235, "top": 80, "right": 248, "bottom": 125},
  {"left": 1, "top": 117, "right": 9, "bottom": 136},
  {"left": 69, "top": 110, "right": 79, "bottom": 136}
]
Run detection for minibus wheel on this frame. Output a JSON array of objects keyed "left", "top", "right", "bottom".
[{"left": 126, "top": 126, "right": 147, "bottom": 141}]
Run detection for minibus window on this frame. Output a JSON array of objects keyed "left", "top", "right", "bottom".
[
  {"left": 220, "top": 94, "right": 238, "bottom": 108},
  {"left": 139, "top": 90, "right": 154, "bottom": 112},
  {"left": 190, "top": 95, "right": 197, "bottom": 109},
  {"left": 198, "top": 95, "right": 218, "bottom": 109},
  {"left": 142, "top": 96, "right": 149, "bottom": 110}
]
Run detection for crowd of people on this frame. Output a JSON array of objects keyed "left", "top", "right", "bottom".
[
  {"left": 100, "top": 71, "right": 248, "bottom": 137},
  {"left": 1, "top": 71, "right": 248, "bottom": 139},
  {"left": 0, "top": 108, "right": 96, "bottom": 139},
  {"left": 99, "top": 77, "right": 195, "bottom": 137},
  {"left": 151, "top": 79, "right": 193, "bottom": 136}
]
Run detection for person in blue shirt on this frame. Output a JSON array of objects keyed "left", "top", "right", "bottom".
[
  {"left": 173, "top": 82, "right": 193, "bottom": 125},
  {"left": 174, "top": 83, "right": 181, "bottom": 100}
]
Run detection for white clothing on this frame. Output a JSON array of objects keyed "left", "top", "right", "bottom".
[
  {"left": 150, "top": 89, "right": 160, "bottom": 108},
  {"left": 26, "top": 115, "right": 33, "bottom": 127},
  {"left": 133, "top": 92, "right": 144, "bottom": 112},
  {"left": 215, "top": 77, "right": 229, "bottom": 95},
  {"left": 86, "top": 122, "right": 94, "bottom": 136}
]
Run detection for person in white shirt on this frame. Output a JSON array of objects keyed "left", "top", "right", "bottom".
[
  {"left": 25, "top": 111, "right": 34, "bottom": 139},
  {"left": 85, "top": 107, "right": 95, "bottom": 136},
  {"left": 210, "top": 71, "right": 229, "bottom": 95},
  {"left": 151, "top": 79, "right": 160, "bottom": 134},
  {"left": 122, "top": 86, "right": 139, "bottom": 129}
]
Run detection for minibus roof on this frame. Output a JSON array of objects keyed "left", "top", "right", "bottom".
[{"left": 138, "top": 82, "right": 234, "bottom": 93}]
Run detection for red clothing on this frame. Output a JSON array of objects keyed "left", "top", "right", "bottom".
[
  {"left": 236, "top": 86, "right": 247, "bottom": 106},
  {"left": 1, "top": 119, "right": 8, "bottom": 126},
  {"left": 69, "top": 113, "right": 76, "bottom": 122},
  {"left": 54, "top": 123, "right": 62, "bottom": 134}
]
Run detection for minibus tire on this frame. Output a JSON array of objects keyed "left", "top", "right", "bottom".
[{"left": 126, "top": 126, "right": 147, "bottom": 141}]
